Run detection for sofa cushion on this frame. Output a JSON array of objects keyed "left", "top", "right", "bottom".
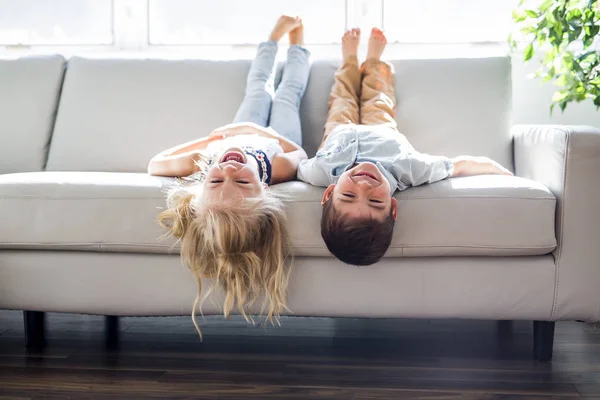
[
  {"left": 0, "top": 173, "right": 555, "bottom": 258},
  {"left": 46, "top": 56, "right": 512, "bottom": 172},
  {"left": 0, "top": 55, "right": 65, "bottom": 173},
  {"left": 282, "top": 175, "right": 556, "bottom": 257}
]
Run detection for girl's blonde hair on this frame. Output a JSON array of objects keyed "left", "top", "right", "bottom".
[{"left": 158, "top": 184, "right": 292, "bottom": 338}]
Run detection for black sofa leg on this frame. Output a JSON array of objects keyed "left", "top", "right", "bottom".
[
  {"left": 533, "top": 321, "right": 555, "bottom": 361},
  {"left": 23, "top": 311, "right": 45, "bottom": 351},
  {"left": 105, "top": 316, "right": 119, "bottom": 350}
]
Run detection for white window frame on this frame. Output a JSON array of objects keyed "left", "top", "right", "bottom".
[{"left": 0, "top": 0, "right": 512, "bottom": 58}]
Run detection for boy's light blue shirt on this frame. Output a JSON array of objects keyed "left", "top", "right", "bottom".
[{"left": 297, "top": 124, "right": 454, "bottom": 195}]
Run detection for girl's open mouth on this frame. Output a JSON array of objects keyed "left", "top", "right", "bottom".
[{"left": 220, "top": 151, "right": 246, "bottom": 164}]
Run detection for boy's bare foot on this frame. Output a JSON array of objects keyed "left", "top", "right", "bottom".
[
  {"left": 289, "top": 21, "right": 304, "bottom": 45},
  {"left": 269, "top": 15, "right": 302, "bottom": 42},
  {"left": 342, "top": 28, "right": 360, "bottom": 60},
  {"left": 366, "top": 27, "right": 387, "bottom": 61}
]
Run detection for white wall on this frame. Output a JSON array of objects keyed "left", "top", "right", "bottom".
[{"left": 512, "top": 58, "right": 600, "bottom": 127}]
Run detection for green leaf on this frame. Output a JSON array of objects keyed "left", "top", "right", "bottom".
[
  {"left": 576, "top": 50, "right": 597, "bottom": 62},
  {"left": 512, "top": 9, "right": 526, "bottom": 22},
  {"left": 567, "top": 8, "right": 582, "bottom": 20},
  {"left": 544, "top": 65, "right": 557, "bottom": 81},
  {"left": 540, "top": 0, "right": 554, "bottom": 13},
  {"left": 545, "top": 47, "right": 557, "bottom": 63},
  {"left": 554, "top": 22, "right": 564, "bottom": 38},
  {"left": 563, "top": 52, "right": 574, "bottom": 63},
  {"left": 568, "top": 26, "right": 583, "bottom": 42},
  {"left": 524, "top": 44, "right": 535, "bottom": 61},
  {"left": 515, "top": 0, "right": 599, "bottom": 112},
  {"left": 549, "top": 27, "right": 564, "bottom": 48},
  {"left": 556, "top": 74, "right": 569, "bottom": 86},
  {"left": 573, "top": 59, "right": 584, "bottom": 75},
  {"left": 520, "top": 26, "right": 537, "bottom": 34},
  {"left": 525, "top": 9, "right": 539, "bottom": 18},
  {"left": 560, "top": 101, "right": 568, "bottom": 112},
  {"left": 552, "top": 90, "right": 570, "bottom": 101}
]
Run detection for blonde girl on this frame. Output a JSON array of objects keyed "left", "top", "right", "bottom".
[{"left": 148, "top": 16, "right": 309, "bottom": 333}]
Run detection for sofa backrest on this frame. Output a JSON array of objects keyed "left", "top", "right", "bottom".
[
  {"left": 46, "top": 55, "right": 513, "bottom": 172},
  {"left": 0, "top": 55, "right": 65, "bottom": 173}
]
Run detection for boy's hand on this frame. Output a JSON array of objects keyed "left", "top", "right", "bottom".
[{"left": 451, "top": 156, "right": 513, "bottom": 177}]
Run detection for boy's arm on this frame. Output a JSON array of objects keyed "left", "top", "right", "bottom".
[
  {"left": 393, "top": 153, "right": 455, "bottom": 187},
  {"left": 392, "top": 153, "right": 512, "bottom": 188},
  {"left": 450, "top": 156, "right": 513, "bottom": 177},
  {"left": 296, "top": 157, "right": 331, "bottom": 187}
]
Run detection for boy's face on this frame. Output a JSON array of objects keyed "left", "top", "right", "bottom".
[{"left": 321, "top": 162, "right": 398, "bottom": 221}]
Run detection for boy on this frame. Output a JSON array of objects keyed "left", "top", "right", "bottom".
[{"left": 297, "top": 28, "right": 512, "bottom": 266}]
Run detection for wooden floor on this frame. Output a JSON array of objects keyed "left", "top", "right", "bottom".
[{"left": 1, "top": 311, "right": 600, "bottom": 399}]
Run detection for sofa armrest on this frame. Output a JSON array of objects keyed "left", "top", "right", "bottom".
[{"left": 513, "top": 124, "right": 600, "bottom": 321}]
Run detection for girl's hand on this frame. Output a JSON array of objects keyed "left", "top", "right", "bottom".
[
  {"left": 208, "top": 123, "right": 243, "bottom": 139},
  {"left": 209, "top": 123, "right": 281, "bottom": 140},
  {"left": 253, "top": 126, "right": 281, "bottom": 140}
]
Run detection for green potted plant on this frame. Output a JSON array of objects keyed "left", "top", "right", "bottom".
[{"left": 510, "top": 0, "right": 600, "bottom": 112}]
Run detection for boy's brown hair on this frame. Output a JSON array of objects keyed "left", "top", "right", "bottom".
[{"left": 320, "top": 198, "right": 395, "bottom": 266}]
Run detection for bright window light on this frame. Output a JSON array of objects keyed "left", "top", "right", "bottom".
[
  {"left": 383, "top": 0, "right": 520, "bottom": 43},
  {"left": 149, "top": 0, "right": 347, "bottom": 45},
  {"left": 0, "top": 0, "right": 113, "bottom": 45},
  {"left": 0, "top": 0, "right": 525, "bottom": 53}
]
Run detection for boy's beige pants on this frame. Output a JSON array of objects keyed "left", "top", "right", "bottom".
[{"left": 321, "top": 56, "right": 397, "bottom": 148}]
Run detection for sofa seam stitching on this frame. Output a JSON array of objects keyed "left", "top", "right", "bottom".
[
  {"left": 285, "top": 197, "right": 557, "bottom": 202},
  {"left": 0, "top": 196, "right": 556, "bottom": 201},
  {"left": 0, "top": 197, "right": 166, "bottom": 200},
  {"left": 0, "top": 243, "right": 557, "bottom": 249},
  {"left": 294, "top": 244, "right": 556, "bottom": 249}
]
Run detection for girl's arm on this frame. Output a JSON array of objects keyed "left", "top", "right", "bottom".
[
  {"left": 148, "top": 136, "right": 218, "bottom": 177},
  {"left": 210, "top": 122, "right": 303, "bottom": 153},
  {"left": 270, "top": 149, "right": 308, "bottom": 184}
]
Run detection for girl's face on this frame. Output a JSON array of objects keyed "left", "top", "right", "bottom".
[{"left": 203, "top": 148, "right": 265, "bottom": 204}]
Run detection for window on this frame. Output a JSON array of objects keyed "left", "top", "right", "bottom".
[
  {"left": 383, "top": 0, "right": 520, "bottom": 43},
  {"left": 0, "top": 0, "right": 524, "bottom": 52},
  {"left": 0, "top": 0, "right": 113, "bottom": 45},
  {"left": 149, "top": 0, "right": 346, "bottom": 45}
]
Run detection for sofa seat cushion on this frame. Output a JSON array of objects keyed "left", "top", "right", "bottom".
[
  {"left": 0, "top": 172, "right": 175, "bottom": 253},
  {"left": 0, "top": 173, "right": 556, "bottom": 257},
  {"left": 278, "top": 175, "right": 557, "bottom": 257}
]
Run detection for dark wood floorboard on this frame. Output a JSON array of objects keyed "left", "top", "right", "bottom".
[{"left": 1, "top": 311, "right": 600, "bottom": 398}]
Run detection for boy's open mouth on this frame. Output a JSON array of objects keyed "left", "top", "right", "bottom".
[{"left": 353, "top": 172, "right": 379, "bottom": 182}]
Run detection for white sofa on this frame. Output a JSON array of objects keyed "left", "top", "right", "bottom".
[{"left": 1, "top": 54, "right": 599, "bottom": 361}]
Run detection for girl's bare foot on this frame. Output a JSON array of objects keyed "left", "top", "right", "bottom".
[
  {"left": 366, "top": 28, "right": 387, "bottom": 61},
  {"left": 289, "top": 21, "right": 304, "bottom": 45},
  {"left": 342, "top": 28, "right": 360, "bottom": 60},
  {"left": 269, "top": 15, "right": 302, "bottom": 42}
]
